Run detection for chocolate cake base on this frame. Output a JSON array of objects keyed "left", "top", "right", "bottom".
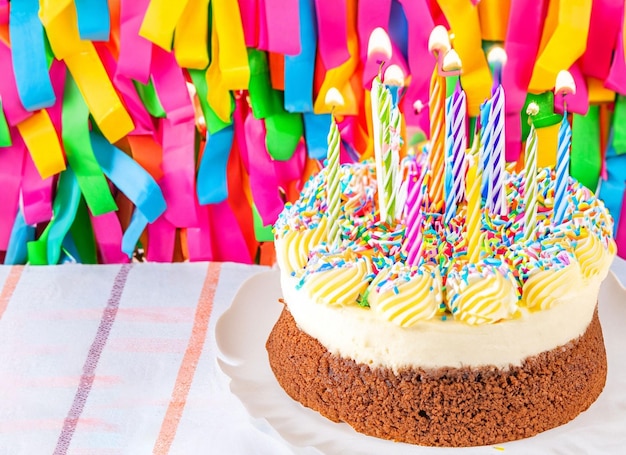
[{"left": 266, "top": 306, "right": 607, "bottom": 447}]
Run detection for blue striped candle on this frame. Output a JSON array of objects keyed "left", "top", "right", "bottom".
[
  {"left": 553, "top": 111, "right": 571, "bottom": 225},
  {"left": 485, "top": 85, "right": 508, "bottom": 216}
]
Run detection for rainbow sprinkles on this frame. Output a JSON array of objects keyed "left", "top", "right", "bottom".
[
  {"left": 268, "top": 25, "right": 617, "bottom": 449},
  {"left": 274, "top": 27, "right": 617, "bottom": 327}
]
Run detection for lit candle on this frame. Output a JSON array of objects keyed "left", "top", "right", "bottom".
[
  {"left": 465, "top": 130, "right": 482, "bottom": 263},
  {"left": 403, "top": 155, "right": 428, "bottom": 266},
  {"left": 484, "top": 47, "right": 508, "bottom": 216},
  {"left": 479, "top": 99, "right": 492, "bottom": 199},
  {"left": 444, "top": 83, "right": 467, "bottom": 224},
  {"left": 523, "top": 102, "right": 540, "bottom": 241},
  {"left": 367, "top": 28, "right": 394, "bottom": 223},
  {"left": 553, "top": 70, "right": 576, "bottom": 225},
  {"left": 383, "top": 64, "right": 405, "bottom": 223},
  {"left": 324, "top": 87, "right": 345, "bottom": 247},
  {"left": 426, "top": 26, "right": 452, "bottom": 213}
]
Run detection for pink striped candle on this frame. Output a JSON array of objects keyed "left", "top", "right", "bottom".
[{"left": 403, "top": 156, "right": 428, "bottom": 266}]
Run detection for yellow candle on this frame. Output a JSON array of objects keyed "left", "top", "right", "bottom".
[{"left": 466, "top": 140, "right": 482, "bottom": 263}]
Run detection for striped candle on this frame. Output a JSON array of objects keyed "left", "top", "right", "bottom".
[
  {"left": 444, "top": 85, "right": 467, "bottom": 224},
  {"left": 371, "top": 76, "right": 394, "bottom": 223},
  {"left": 523, "top": 120, "right": 539, "bottom": 241},
  {"left": 466, "top": 132, "right": 482, "bottom": 263},
  {"left": 383, "top": 104, "right": 402, "bottom": 223},
  {"left": 479, "top": 100, "right": 492, "bottom": 198},
  {"left": 383, "top": 64, "right": 405, "bottom": 222},
  {"left": 471, "top": 123, "right": 484, "bottom": 205},
  {"left": 427, "top": 67, "right": 446, "bottom": 212},
  {"left": 485, "top": 85, "right": 508, "bottom": 216},
  {"left": 403, "top": 157, "right": 428, "bottom": 266},
  {"left": 326, "top": 113, "right": 342, "bottom": 247},
  {"left": 553, "top": 111, "right": 571, "bottom": 225}
]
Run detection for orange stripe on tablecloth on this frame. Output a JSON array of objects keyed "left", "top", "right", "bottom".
[
  {"left": 0, "top": 266, "right": 24, "bottom": 320},
  {"left": 153, "top": 262, "right": 222, "bottom": 454}
]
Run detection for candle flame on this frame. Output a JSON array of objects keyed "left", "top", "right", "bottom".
[
  {"left": 442, "top": 49, "right": 462, "bottom": 73},
  {"left": 555, "top": 70, "right": 576, "bottom": 97},
  {"left": 383, "top": 65, "right": 405, "bottom": 86},
  {"left": 526, "top": 102, "right": 540, "bottom": 116},
  {"left": 367, "top": 27, "right": 392, "bottom": 60},
  {"left": 325, "top": 87, "right": 345, "bottom": 108},
  {"left": 487, "top": 46, "right": 507, "bottom": 67},
  {"left": 428, "top": 26, "right": 451, "bottom": 54}
]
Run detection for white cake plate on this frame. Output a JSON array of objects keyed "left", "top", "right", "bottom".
[{"left": 216, "top": 270, "right": 626, "bottom": 454}]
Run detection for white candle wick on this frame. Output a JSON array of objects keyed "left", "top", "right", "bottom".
[
  {"left": 526, "top": 102, "right": 540, "bottom": 117},
  {"left": 413, "top": 100, "right": 427, "bottom": 114}
]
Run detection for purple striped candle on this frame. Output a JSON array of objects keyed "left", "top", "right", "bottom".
[{"left": 444, "top": 84, "right": 467, "bottom": 224}]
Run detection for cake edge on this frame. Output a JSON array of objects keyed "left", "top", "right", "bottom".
[{"left": 266, "top": 304, "right": 607, "bottom": 447}]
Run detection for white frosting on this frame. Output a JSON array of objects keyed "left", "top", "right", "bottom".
[{"left": 281, "top": 273, "right": 603, "bottom": 372}]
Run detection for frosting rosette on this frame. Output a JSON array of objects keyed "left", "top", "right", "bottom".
[
  {"left": 522, "top": 252, "right": 583, "bottom": 311},
  {"left": 274, "top": 160, "right": 617, "bottom": 324},
  {"left": 274, "top": 216, "right": 328, "bottom": 274},
  {"left": 298, "top": 251, "right": 373, "bottom": 306},
  {"left": 573, "top": 228, "right": 613, "bottom": 280},
  {"left": 505, "top": 235, "right": 584, "bottom": 311},
  {"left": 446, "top": 262, "right": 520, "bottom": 325},
  {"left": 368, "top": 263, "right": 443, "bottom": 327}
]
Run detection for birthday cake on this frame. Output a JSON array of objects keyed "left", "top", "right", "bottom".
[
  {"left": 265, "top": 29, "right": 616, "bottom": 447},
  {"left": 267, "top": 158, "right": 615, "bottom": 446}
]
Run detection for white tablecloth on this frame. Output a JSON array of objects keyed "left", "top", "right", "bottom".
[{"left": 0, "top": 259, "right": 624, "bottom": 455}]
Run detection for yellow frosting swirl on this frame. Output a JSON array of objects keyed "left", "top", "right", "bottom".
[
  {"left": 301, "top": 254, "right": 372, "bottom": 306},
  {"left": 574, "top": 230, "right": 609, "bottom": 279},
  {"left": 522, "top": 261, "right": 583, "bottom": 311},
  {"left": 368, "top": 264, "right": 442, "bottom": 327},
  {"left": 446, "top": 265, "right": 519, "bottom": 325},
  {"left": 275, "top": 217, "right": 328, "bottom": 274}
]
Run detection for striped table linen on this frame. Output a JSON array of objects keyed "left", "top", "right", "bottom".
[
  {"left": 0, "top": 262, "right": 295, "bottom": 455},
  {"left": 0, "top": 260, "right": 624, "bottom": 455}
]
